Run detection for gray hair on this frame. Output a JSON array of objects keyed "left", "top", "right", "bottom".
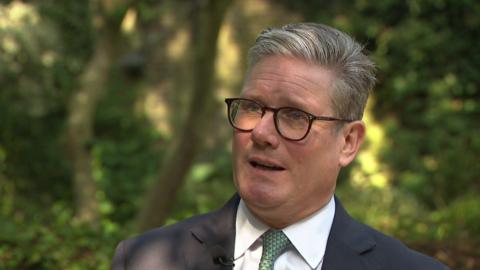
[{"left": 248, "top": 23, "right": 376, "bottom": 120}]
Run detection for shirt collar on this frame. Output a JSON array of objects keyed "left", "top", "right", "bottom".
[
  {"left": 234, "top": 200, "right": 269, "bottom": 259},
  {"left": 283, "top": 196, "right": 335, "bottom": 269},
  {"left": 234, "top": 196, "right": 336, "bottom": 268}
]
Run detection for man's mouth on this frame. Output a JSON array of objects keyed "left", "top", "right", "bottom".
[{"left": 249, "top": 160, "right": 285, "bottom": 171}]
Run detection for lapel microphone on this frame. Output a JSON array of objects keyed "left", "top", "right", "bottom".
[{"left": 211, "top": 245, "right": 235, "bottom": 267}]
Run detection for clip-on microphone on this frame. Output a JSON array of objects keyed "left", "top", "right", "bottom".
[{"left": 211, "top": 245, "right": 235, "bottom": 267}]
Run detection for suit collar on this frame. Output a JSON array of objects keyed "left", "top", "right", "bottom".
[
  {"left": 189, "top": 194, "right": 240, "bottom": 269},
  {"left": 321, "top": 196, "right": 380, "bottom": 270},
  {"left": 187, "top": 194, "right": 381, "bottom": 269}
]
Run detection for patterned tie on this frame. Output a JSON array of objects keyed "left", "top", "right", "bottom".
[{"left": 258, "top": 230, "right": 292, "bottom": 270}]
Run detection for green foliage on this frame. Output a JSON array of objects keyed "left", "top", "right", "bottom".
[
  {"left": 0, "top": 203, "right": 123, "bottom": 270},
  {"left": 337, "top": 184, "right": 428, "bottom": 240},
  {"left": 167, "top": 147, "right": 236, "bottom": 224},
  {"left": 337, "top": 184, "right": 480, "bottom": 243},
  {"left": 429, "top": 193, "right": 480, "bottom": 241},
  {"left": 38, "top": 0, "right": 94, "bottom": 62},
  {"left": 363, "top": 0, "right": 480, "bottom": 208},
  {"left": 0, "top": 1, "right": 161, "bottom": 268},
  {"left": 93, "top": 76, "right": 165, "bottom": 223},
  {"left": 0, "top": 1, "right": 74, "bottom": 205}
]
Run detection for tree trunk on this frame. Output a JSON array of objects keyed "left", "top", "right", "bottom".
[
  {"left": 67, "top": 0, "right": 127, "bottom": 227},
  {"left": 137, "top": 0, "right": 233, "bottom": 230}
]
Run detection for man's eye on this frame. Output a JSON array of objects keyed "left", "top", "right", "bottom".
[
  {"left": 240, "top": 102, "right": 261, "bottom": 112},
  {"left": 282, "top": 109, "right": 307, "bottom": 121}
]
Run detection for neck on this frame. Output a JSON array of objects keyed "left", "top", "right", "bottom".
[{"left": 245, "top": 195, "right": 334, "bottom": 229}]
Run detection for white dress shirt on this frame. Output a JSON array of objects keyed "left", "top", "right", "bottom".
[{"left": 233, "top": 196, "right": 335, "bottom": 270}]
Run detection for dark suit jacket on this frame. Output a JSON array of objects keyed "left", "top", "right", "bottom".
[{"left": 111, "top": 195, "right": 449, "bottom": 270}]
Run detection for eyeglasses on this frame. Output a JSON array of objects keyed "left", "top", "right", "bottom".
[{"left": 225, "top": 98, "right": 352, "bottom": 141}]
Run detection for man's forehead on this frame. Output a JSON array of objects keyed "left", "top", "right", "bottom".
[
  {"left": 242, "top": 56, "right": 334, "bottom": 97},
  {"left": 245, "top": 55, "right": 334, "bottom": 82}
]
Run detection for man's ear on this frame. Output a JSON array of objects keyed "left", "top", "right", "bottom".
[{"left": 339, "top": 121, "right": 365, "bottom": 167}]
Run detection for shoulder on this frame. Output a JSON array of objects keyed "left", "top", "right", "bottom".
[
  {"left": 357, "top": 219, "right": 449, "bottom": 269},
  {"left": 330, "top": 197, "right": 449, "bottom": 270},
  {"left": 111, "top": 195, "right": 240, "bottom": 270},
  {"left": 111, "top": 213, "right": 214, "bottom": 270},
  {"left": 123, "top": 212, "right": 215, "bottom": 246}
]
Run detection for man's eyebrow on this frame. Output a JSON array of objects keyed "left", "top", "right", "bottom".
[
  {"left": 239, "top": 92, "right": 266, "bottom": 105},
  {"left": 240, "top": 94, "right": 310, "bottom": 112},
  {"left": 277, "top": 97, "right": 313, "bottom": 112}
]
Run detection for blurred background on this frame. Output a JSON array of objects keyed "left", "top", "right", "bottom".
[{"left": 0, "top": 0, "right": 479, "bottom": 269}]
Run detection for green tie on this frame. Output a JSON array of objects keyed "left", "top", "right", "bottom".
[{"left": 258, "top": 230, "right": 292, "bottom": 270}]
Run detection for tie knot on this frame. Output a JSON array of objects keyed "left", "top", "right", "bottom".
[{"left": 258, "top": 230, "right": 291, "bottom": 270}]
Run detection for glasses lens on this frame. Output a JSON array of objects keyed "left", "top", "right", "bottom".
[
  {"left": 229, "top": 99, "right": 262, "bottom": 131},
  {"left": 277, "top": 108, "right": 310, "bottom": 140}
]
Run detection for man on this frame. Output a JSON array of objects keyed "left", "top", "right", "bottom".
[{"left": 111, "top": 23, "right": 449, "bottom": 270}]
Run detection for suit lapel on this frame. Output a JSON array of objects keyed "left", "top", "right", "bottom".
[
  {"left": 187, "top": 194, "right": 240, "bottom": 270},
  {"left": 183, "top": 194, "right": 382, "bottom": 269},
  {"left": 322, "top": 196, "right": 381, "bottom": 270}
]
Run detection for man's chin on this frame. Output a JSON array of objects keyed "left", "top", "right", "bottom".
[{"left": 240, "top": 187, "right": 285, "bottom": 210}]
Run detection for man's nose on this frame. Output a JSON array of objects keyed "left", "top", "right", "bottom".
[{"left": 250, "top": 111, "right": 280, "bottom": 148}]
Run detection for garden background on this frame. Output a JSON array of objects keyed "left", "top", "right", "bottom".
[{"left": 0, "top": 0, "right": 479, "bottom": 269}]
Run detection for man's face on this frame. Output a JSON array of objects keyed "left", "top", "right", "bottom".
[{"left": 232, "top": 55, "right": 347, "bottom": 227}]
